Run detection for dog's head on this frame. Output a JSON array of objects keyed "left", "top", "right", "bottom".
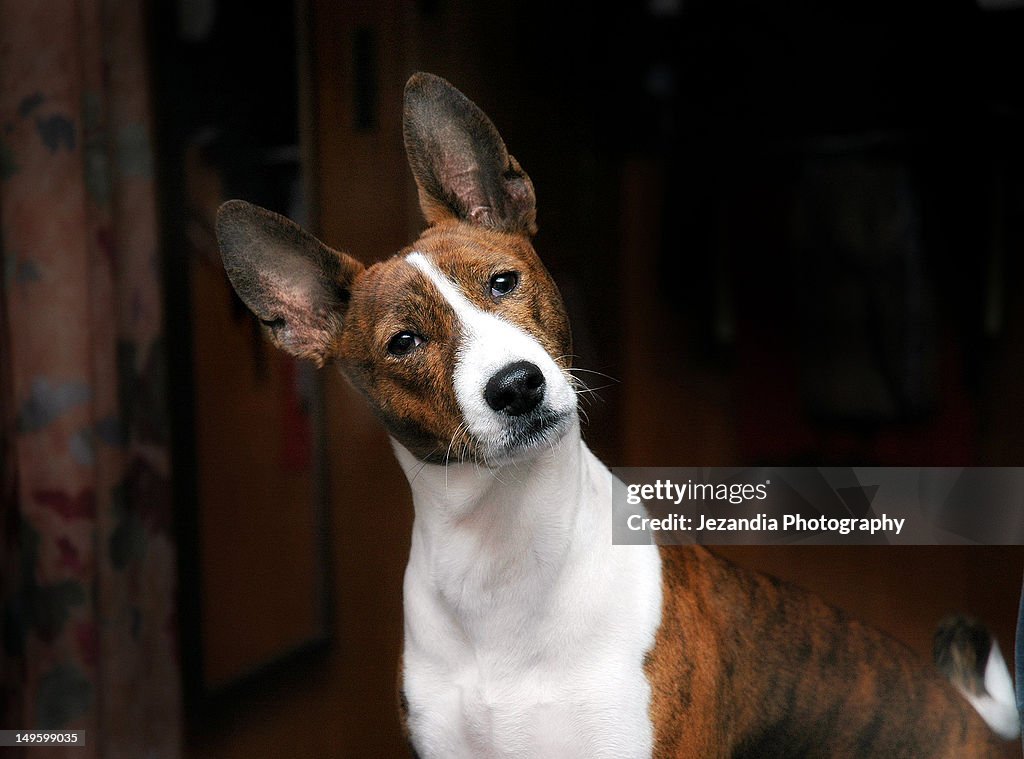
[{"left": 216, "top": 73, "right": 575, "bottom": 465}]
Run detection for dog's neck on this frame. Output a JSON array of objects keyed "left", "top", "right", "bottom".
[
  {"left": 392, "top": 416, "right": 590, "bottom": 555},
  {"left": 391, "top": 417, "right": 609, "bottom": 632}
]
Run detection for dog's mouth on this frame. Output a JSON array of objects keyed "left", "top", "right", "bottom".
[
  {"left": 493, "top": 407, "right": 572, "bottom": 458},
  {"left": 429, "top": 408, "right": 573, "bottom": 467}
]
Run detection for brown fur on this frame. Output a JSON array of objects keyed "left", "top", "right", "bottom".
[
  {"left": 645, "top": 545, "right": 1006, "bottom": 758},
  {"left": 330, "top": 249, "right": 465, "bottom": 461},
  {"left": 319, "top": 220, "right": 571, "bottom": 463},
  {"left": 405, "top": 222, "right": 572, "bottom": 367}
]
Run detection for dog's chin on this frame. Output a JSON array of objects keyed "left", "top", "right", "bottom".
[
  {"left": 481, "top": 408, "right": 574, "bottom": 466},
  {"left": 422, "top": 408, "right": 575, "bottom": 467}
]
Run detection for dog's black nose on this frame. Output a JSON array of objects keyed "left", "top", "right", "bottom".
[{"left": 485, "top": 361, "right": 546, "bottom": 416}]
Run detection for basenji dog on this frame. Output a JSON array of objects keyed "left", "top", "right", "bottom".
[{"left": 216, "top": 72, "right": 1020, "bottom": 758}]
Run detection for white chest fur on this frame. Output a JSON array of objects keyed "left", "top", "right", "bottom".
[{"left": 393, "top": 431, "right": 663, "bottom": 759}]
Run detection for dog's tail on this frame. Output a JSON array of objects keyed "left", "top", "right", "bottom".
[{"left": 934, "top": 615, "right": 1020, "bottom": 740}]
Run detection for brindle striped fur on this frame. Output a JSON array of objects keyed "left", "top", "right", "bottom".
[{"left": 646, "top": 545, "right": 1005, "bottom": 758}]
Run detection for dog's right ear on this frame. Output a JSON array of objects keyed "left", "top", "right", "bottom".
[
  {"left": 216, "top": 200, "right": 364, "bottom": 367},
  {"left": 403, "top": 72, "right": 537, "bottom": 236}
]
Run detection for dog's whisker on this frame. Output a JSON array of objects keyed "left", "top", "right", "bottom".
[
  {"left": 409, "top": 457, "right": 432, "bottom": 486},
  {"left": 573, "top": 385, "right": 613, "bottom": 410},
  {"left": 443, "top": 422, "right": 472, "bottom": 492},
  {"left": 567, "top": 367, "right": 620, "bottom": 383},
  {"left": 445, "top": 423, "right": 468, "bottom": 466},
  {"left": 573, "top": 383, "right": 616, "bottom": 395}
]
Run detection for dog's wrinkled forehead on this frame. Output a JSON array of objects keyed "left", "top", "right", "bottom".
[
  {"left": 347, "top": 253, "right": 450, "bottom": 340},
  {"left": 410, "top": 226, "right": 568, "bottom": 358},
  {"left": 350, "top": 229, "right": 558, "bottom": 345},
  {"left": 348, "top": 228, "right": 515, "bottom": 318}
]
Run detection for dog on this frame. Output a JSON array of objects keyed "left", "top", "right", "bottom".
[{"left": 215, "top": 72, "right": 1020, "bottom": 758}]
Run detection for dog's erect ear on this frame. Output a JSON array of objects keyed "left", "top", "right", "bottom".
[
  {"left": 403, "top": 72, "right": 537, "bottom": 236},
  {"left": 216, "top": 200, "right": 364, "bottom": 367}
]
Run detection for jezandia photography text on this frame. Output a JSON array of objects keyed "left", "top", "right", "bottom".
[{"left": 627, "top": 513, "right": 906, "bottom": 536}]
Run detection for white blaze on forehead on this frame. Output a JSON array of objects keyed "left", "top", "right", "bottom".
[
  {"left": 405, "top": 251, "right": 575, "bottom": 446},
  {"left": 405, "top": 252, "right": 480, "bottom": 324}
]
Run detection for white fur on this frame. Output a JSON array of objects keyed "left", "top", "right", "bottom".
[
  {"left": 394, "top": 437, "right": 662, "bottom": 759},
  {"left": 395, "top": 251, "right": 662, "bottom": 758},
  {"left": 957, "top": 642, "right": 1021, "bottom": 741}
]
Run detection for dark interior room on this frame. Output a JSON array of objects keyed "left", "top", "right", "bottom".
[{"left": 2, "top": 1, "right": 1023, "bottom": 756}]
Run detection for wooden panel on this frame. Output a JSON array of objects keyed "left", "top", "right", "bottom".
[
  {"left": 312, "top": 0, "right": 414, "bottom": 258},
  {"left": 310, "top": 2, "right": 414, "bottom": 755},
  {"left": 191, "top": 253, "right": 321, "bottom": 688},
  {"left": 152, "top": 0, "right": 333, "bottom": 726}
]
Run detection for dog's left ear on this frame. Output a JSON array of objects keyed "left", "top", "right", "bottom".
[{"left": 403, "top": 72, "right": 537, "bottom": 236}]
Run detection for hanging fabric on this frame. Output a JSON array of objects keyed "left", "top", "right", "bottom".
[{"left": 0, "top": 2, "right": 182, "bottom": 756}]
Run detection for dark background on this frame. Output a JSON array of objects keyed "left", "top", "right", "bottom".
[{"left": 150, "top": 1, "right": 1024, "bottom": 756}]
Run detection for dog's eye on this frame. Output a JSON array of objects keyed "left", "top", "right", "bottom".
[
  {"left": 387, "top": 331, "right": 425, "bottom": 356},
  {"left": 489, "top": 271, "right": 519, "bottom": 298}
]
